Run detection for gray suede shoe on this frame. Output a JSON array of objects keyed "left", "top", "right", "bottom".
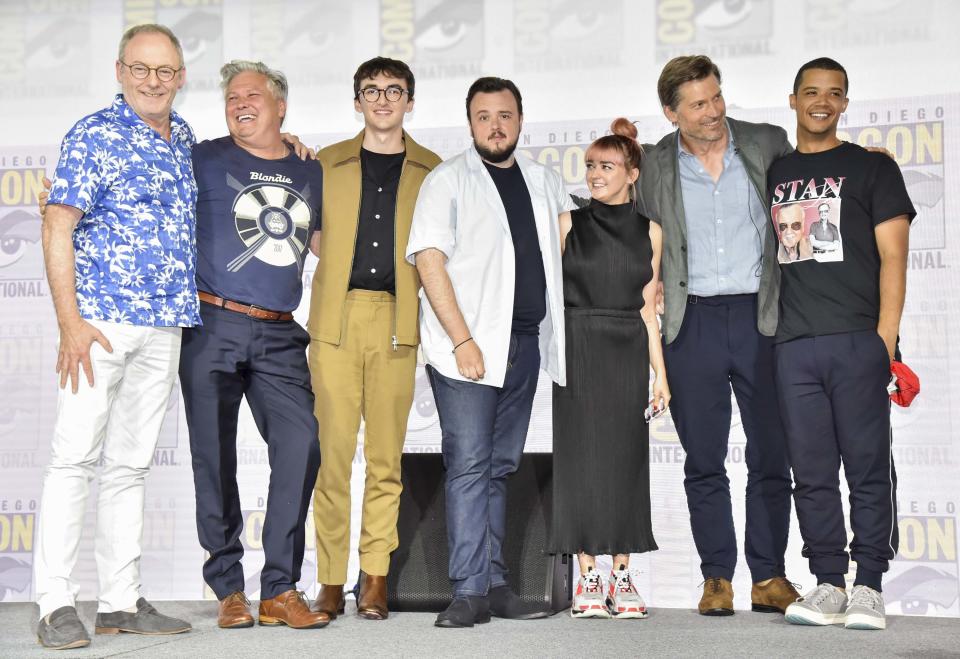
[
  {"left": 95, "top": 598, "right": 191, "bottom": 635},
  {"left": 37, "top": 606, "right": 91, "bottom": 650}
]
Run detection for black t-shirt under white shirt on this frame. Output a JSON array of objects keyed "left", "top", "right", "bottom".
[
  {"left": 483, "top": 160, "right": 546, "bottom": 335},
  {"left": 767, "top": 141, "right": 915, "bottom": 343}
]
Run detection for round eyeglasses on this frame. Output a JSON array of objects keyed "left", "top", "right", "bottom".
[
  {"left": 357, "top": 86, "right": 409, "bottom": 103},
  {"left": 120, "top": 60, "right": 182, "bottom": 83}
]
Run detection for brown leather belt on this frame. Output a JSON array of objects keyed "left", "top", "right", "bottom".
[{"left": 198, "top": 291, "right": 294, "bottom": 321}]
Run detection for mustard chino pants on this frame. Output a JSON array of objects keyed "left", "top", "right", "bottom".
[{"left": 310, "top": 290, "right": 416, "bottom": 584}]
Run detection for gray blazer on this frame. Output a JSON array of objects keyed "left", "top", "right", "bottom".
[{"left": 638, "top": 117, "right": 793, "bottom": 344}]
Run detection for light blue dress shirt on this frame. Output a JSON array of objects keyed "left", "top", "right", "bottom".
[{"left": 677, "top": 126, "right": 767, "bottom": 296}]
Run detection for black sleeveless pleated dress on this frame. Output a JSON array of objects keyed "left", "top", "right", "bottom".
[{"left": 547, "top": 199, "right": 658, "bottom": 556}]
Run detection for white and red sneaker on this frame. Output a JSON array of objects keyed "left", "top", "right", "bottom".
[
  {"left": 571, "top": 568, "right": 610, "bottom": 618},
  {"left": 607, "top": 566, "right": 648, "bottom": 619}
]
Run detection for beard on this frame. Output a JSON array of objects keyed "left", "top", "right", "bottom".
[{"left": 473, "top": 134, "right": 519, "bottom": 164}]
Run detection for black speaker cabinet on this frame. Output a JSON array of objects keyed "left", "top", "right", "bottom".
[{"left": 386, "top": 452, "right": 572, "bottom": 612}]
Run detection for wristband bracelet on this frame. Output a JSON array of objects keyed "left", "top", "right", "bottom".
[{"left": 452, "top": 337, "right": 474, "bottom": 353}]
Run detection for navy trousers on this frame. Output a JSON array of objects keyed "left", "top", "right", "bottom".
[
  {"left": 426, "top": 333, "right": 540, "bottom": 597},
  {"left": 774, "top": 330, "right": 898, "bottom": 592},
  {"left": 179, "top": 304, "right": 320, "bottom": 600},
  {"left": 663, "top": 294, "right": 792, "bottom": 582}
]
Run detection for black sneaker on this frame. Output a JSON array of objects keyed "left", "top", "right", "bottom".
[
  {"left": 37, "top": 606, "right": 91, "bottom": 650},
  {"left": 94, "top": 598, "right": 191, "bottom": 635},
  {"left": 489, "top": 585, "right": 550, "bottom": 620},
  {"left": 434, "top": 596, "right": 491, "bottom": 628}
]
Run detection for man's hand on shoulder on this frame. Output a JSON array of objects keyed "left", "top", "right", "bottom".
[
  {"left": 281, "top": 132, "right": 317, "bottom": 160},
  {"left": 38, "top": 176, "right": 52, "bottom": 217}
]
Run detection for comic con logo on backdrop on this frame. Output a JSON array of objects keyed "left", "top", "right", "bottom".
[
  {"left": 124, "top": 0, "right": 223, "bottom": 94},
  {"left": 230, "top": 507, "right": 317, "bottom": 599},
  {"left": 380, "top": 0, "right": 484, "bottom": 79},
  {"left": 887, "top": 503, "right": 959, "bottom": 617},
  {"left": 0, "top": 152, "right": 49, "bottom": 298},
  {"left": 0, "top": 506, "right": 34, "bottom": 602},
  {"left": 838, "top": 111, "right": 946, "bottom": 257},
  {"left": 804, "top": 0, "right": 933, "bottom": 49},
  {"left": 0, "top": 0, "right": 92, "bottom": 99},
  {"left": 514, "top": 0, "right": 624, "bottom": 73},
  {"left": 0, "top": 324, "right": 44, "bottom": 456},
  {"left": 249, "top": 2, "right": 353, "bottom": 87},
  {"left": 654, "top": 0, "right": 773, "bottom": 62}
]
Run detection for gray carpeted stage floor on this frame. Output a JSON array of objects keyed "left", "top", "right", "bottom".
[{"left": 1, "top": 601, "right": 958, "bottom": 658}]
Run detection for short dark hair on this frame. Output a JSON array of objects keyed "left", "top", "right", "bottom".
[
  {"left": 353, "top": 56, "right": 415, "bottom": 100},
  {"left": 657, "top": 55, "right": 721, "bottom": 110},
  {"left": 465, "top": 77, "right": 523, "bottom": 119},
  {"left": 793, "top": 57, "right": 848, "bottom": 95}
]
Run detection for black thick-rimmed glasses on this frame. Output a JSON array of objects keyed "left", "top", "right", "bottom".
[
  {"left": 357, "top": 86, "right": 409, "bottom": 103},
  {"left": 120, "top": 60, "right": 182, "bottom": 83},
  {"left": 778, "top": 221, "right": 803, "bottom": 232}
]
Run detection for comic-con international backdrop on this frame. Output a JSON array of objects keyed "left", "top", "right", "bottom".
[{"left": 0, "top": 0, "right": 957, "bottom": 617}]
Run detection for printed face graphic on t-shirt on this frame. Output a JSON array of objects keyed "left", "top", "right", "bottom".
[
  {"left": 771, "top": 176, "right": 844, "bottom": 265},
  {"left": 225, "top": 172, "right": 312, "bottom": 272}
]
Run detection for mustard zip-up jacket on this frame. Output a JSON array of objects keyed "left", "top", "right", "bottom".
[{"left": 307, "top": 130, "right": 442, "bottom": 346}]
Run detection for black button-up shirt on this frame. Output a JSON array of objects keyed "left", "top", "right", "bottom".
[{"left": 348, "top": 148, "right": 405, "bottom": 292}]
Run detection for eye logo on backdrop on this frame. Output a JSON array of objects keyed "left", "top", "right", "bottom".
[
  {"left": 888, "top": 507, "right": 959, "bottom": 616},
  {"left": 0, "top": 157, "right": 47, "bottom": 290},
  {"left": 0, "top": 510, "right": 34, "bottom": 602},
  {"left": 123, "top": 0, "right": 224, "bottom": 94},
  {"left": 380, "top": 0, "right": 484, "bottom": 79},
  {"left": 514, "top": 0, "right": 624, "bottom": 73},
  {"left": 804, "top": 0, "right": 933, "bottom": 49},
  {"left": 249, "top": 2, "right": 353, "bottom": 87},
  {"left": 0, "top": 1, "right": 92, "bottom": 100},
  {"left": 654, "top": 0, "right": 773, "bottom": 62}
]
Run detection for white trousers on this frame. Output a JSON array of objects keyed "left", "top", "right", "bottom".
[{"left": 34, "top": 321, "right": 181, "bottom": 617}]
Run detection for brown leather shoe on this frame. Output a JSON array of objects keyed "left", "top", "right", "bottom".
[
  {"left": 751, "top": 577, "right": 800, "bottom": 613},
  {"left": 258, "top": 590, "right": 330, "bottom": 629},
  {"left": 218, "top": 591, "right": 254, "bottom": 629},
  {"left": 356, "top": 572, "right": 389, "bottom": 620},
  {"left": 313, "top": 584, "right": 346, "bottom": 620},
  {"left": 699, "top": 577, "right": 734, "bottom": 616}
]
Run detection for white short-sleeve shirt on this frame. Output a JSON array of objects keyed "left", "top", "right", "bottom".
[{"left": 406, "top": 144, "right": 576, "bottom": 388}]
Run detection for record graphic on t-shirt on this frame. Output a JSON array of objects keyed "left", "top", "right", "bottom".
[
  {"left": 771, "top": 199, "right": 843, "bottom": 265},
  {"left": 227, "top": 184, "right": 311, "bottom": 271}
]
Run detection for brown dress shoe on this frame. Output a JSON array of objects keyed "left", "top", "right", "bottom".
[
  {"left": 259, "top": 590, "right": 330, "bottom": 629},
  {"left": 751, "top": 577, "right": 800, "bottom": 613},
  {"left": 313, "top": 584, "right": 346, "bottom": 620},
  {"left": 699, "top": 577, "right": 734, "bottom": 616},
  {"left": 218, "top": 592, "right": 254, "bottom": 629},
  {"left": 356, "top": 572, "right": 389, "bottom": 620}
]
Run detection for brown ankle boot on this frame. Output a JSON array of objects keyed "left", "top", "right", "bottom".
[
  {"left": 356, "top": 572, "right": 388, "bottom": 620},
  {"left": 699, "top": 577, "right": 734, "bottom": 616},
  {"left": 313, "top": 584, "right": 346, "bottom": 620}
]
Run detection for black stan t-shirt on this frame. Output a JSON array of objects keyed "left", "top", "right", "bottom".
[
  {"left": 483, "top": 160, "right": 546, "bottom": 335},
  {"left": 767, "top": 141, "right": 915, "bottom": 343}
]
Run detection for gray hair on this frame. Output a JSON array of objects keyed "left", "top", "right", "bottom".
[
  {"left": 118, "top": 24, "right": 184, "bottom": 67},
  {"left": 220, "top": 60, "right": 289, "bottom": 103}
]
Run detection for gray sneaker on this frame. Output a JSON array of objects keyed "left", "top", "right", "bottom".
[
  {"left": 37, "top": 606, "right": 91, "bottom": 650},
  {"left": 95, "top": 598, "right": 191, "bottom": 635},
  {"left": 844, "top": 585, "right": 886, "bottom": 630},
  {"left": 784, "top": 583, "right": 848, "bottom": 626}
]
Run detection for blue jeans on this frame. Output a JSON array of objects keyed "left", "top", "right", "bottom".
[{"left": 426, "top": 333, "right": 541, "bottom": 597}]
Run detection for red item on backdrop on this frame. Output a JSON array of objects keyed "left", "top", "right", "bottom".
[{"left": 889, "top": 361, "right": 920, "bottom": 407}]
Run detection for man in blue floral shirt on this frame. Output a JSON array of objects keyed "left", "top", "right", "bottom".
[{"left": 34, "top": 24, "right": 197, "bottom": 649}]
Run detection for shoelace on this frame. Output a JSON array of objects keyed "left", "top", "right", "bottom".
[
  {"left": 699, "top": 578, "right": 724, "bottom": 594},
  {"left": 848, "top": 586, "right": 883, "bottom": 609},
  {"left": 803, "top": 584, "right": 837, "bottom": 606},
  {"left": 614, "top": 571, "right": 636, "bottom": 594},
  {"left": 583, "top": 572, "right": 603, "bottom": 593}
]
